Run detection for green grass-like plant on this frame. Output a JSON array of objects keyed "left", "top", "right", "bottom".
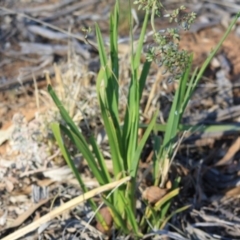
[{"left": 48, "top": 0, "right": 240, "bottom": 237}]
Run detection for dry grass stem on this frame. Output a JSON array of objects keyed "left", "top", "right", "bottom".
[{"left": 2, "top": 176, "right": 131, "bottom": 240}]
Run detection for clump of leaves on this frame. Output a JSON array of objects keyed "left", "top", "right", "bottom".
[
  {"left": 48, "top": 0, "right": 240, "bottom": 238},
  {"left": 48, "top": 0, "right": 196, "bottom": 238}
]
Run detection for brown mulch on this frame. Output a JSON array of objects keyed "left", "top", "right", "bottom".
[{"left": 1, "top": 0, "right": 240, "bottom": 239}]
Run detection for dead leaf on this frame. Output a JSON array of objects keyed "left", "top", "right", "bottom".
[
  {"left": 225, "top": 186, "right": 240, "bottom": 197},
  {"left": 215, "top": 136, "right": 240, "bottom": 166},
  {"left": 96, "top": 207, "right": 113, "bottom": 235},
  {"left": 142, "top": 186, "right": 168, "bottom": 204}
]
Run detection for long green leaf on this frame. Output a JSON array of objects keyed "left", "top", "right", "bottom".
[
  {"left": 88, "top": 135, "right": 111, "bottom": 183},
  {"left": 51, "top": 123, "right": 87, "bottom": 191},
  {"left": 159, "top": 177, "right": 181, "bottom": 221},
  {"left": 60, "top": 125, "right": 107, "bottom": 185},
  {"left": 139, "top": 60, "right": 152, "bottom": 99},
  {"left": 48, "top": 85, "right": 86, "bottom": 142},
  {"left": 141, "top": 122, "right": 240, "bottom": 135},
  {"left": 130, "top": 111, "right": 158, "bottom": 177},
  {"left": 96, "top": 20, "right": 120, "bottom": 130},
  {"left": 103, "top": 198, "right": 129, "bottom": 233},
  {"left": 194, "top": 12, "right": 240, "bottom": 92},
  {"left": 133, "top": 10, "right": 149, "bottom": 69},
  {"left": 110, "top": 0, "right": 119, "bottom": 83},
  {"left": 180, "top": 65, "right": 197, "bottom": 116},
  {"left": 160, "top": 205, "right": 191, "bottom": 229},
  {"left": 98, "top": 95, "right": 124, "bottom": 175},
  {"left": 154, "top": 188, "right": 180, "bottom": 210},
  {"left": 51, "top": 123, "right": 108, "bottom": 227},
  {"left": 163, "top": 58, "right": 192, "bottom": 144},
  {"left": 122, "top": 9, "right": 149, "bottom": 165},
  {"left": 49, "top": 85, "right": 111, "bottom": 185},
  {"left": 95, "top": 24, "right": 111, "bottom": 82}
]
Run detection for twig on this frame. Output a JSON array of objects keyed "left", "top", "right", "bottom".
[{"left": 0, "top": 6, "right": 98, "bottom": 49}]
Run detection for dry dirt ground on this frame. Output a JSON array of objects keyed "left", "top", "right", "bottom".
[{"left": 1, "top": 0, "right": 240, "bottom": 239}]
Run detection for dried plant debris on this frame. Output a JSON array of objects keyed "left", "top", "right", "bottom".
[
  {"left": 0, "top": 0, "right": 114, "bottom": 90},
  {"left": 142, "top": 186, "right": 168, "bottom": 204}
]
